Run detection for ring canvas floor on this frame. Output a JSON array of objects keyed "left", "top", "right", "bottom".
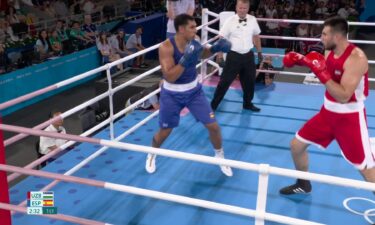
[{"left": 9, "top": 80, "right": 375, "bottom": 225}]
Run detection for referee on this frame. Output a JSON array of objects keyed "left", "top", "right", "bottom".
[{"left": 211, "top": 0, "right": 263, "bottom": 112}]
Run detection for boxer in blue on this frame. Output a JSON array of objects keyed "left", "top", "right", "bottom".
[{"left": 145, "top": 14, "right": 233, "bottom": 176}]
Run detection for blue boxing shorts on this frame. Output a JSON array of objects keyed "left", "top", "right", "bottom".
[{"left": 159, "top": 84, "right": 216, "bottom": 128}]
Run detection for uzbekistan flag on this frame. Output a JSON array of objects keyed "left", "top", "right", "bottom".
[{"left": 43, "top": 192, "right": 53, "bottom": 199}]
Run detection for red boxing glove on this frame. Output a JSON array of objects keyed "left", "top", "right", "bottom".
[
  {"left": 283, "top": 51, "right": 305, "bottom": 67},
  {"left": 302, "top": 51, "right": 331, "bottom": 84}
]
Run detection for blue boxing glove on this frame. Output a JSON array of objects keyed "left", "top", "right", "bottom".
[
  {"left": 210, "top": 38, "right": 232, "bottom": 54},
  {"left": 178, "top": 39, "right": 203, "bottom": 68}
]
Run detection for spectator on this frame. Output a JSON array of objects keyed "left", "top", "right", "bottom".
[
  {"left": 35, "top": 29, "right": 52, "bottom": 61},
  {"left": 49, "top": 29, "right": 63, "bottom": 55},
  {"left": 70, "top": 21, "right": 94, "bottom": 49},
  {"left": 284, "top": 1, "right": 293, "bottom": 14},
  {"left": 0, "top": 19, "right": 7, "bottom": 43},
  {"left": 53, "top": 0, "right": 69, "bottom": 18},
  {"left": 126, "top": 26, "right": 148, "bottom": 68},
  {"left": 25, "top": 13, "right": 38, "bottom": 36},
  {"left": 11, "top": 15, "right": 29, "bottom": 39},
  {"left": 302, "top": 1, "right": 313, "bottom": 19},
  {"left": 265, "top": 3, "right": 277, "bottom": 19},
  {"left": 125, "top": 81, "right": 161, "bottom": 112},
  {"left": 81, "top": 0, "right": 100, "bottom": 21},
  {"left": 265, "top": 7, "right": 279, "bottom": 47},
  {"left": 5, "top": 6, "right": 20, "bottom": 24},
  {"left": 279, "top": 13, "right": 292, "bottom": 48},
  {"left": 337, "top": 2, "right": 358, "bottom": 20},
  {"left": 97, "top": 31, "right": 122, "bottom": 71},
  {"left": 42, "top": 1, "right": 57, "bottom": 18},
  {"left": 70, "top": 0, "right": 82, "bottom": 15},
  {"left": 326, "top": 2, "right": 339, "bottom": 17},
  {"left": 0, "top": 42, "right": 9, "bottom": 73},
  {"left": 55, "top": 20, "right": 68, "bottom": 41},
  {"left": 39, "top": 110, "right": 67, "bottom": 156},
  {"left": 4, "top": 20, "right": 19, "bottom": 42},
  {"left": 315, "top": 0, "right": 328, "bottom": 17},
  {"left": 166, "top": 0, "right": 195, "bottom": 38},
  {"left": 310, "top": 15, "right": 324, "bottom": 37},
  {"left": 289, "top": 3, "right": 302, "bottom": 19},
  {"left": 102, "top": 3, "right": 115, "bottom": 22},
  {"left": 109, "top": 28, "right": 135, "bottom": 67},
  {"left": 81, "top": 14, "right": 97, "bottom": 41},
  {"left": 295, "top": 19, "right": 310, "bottom": 54},
  {"left": 296, "top": 21, "right": 310, "bottom": 37}
]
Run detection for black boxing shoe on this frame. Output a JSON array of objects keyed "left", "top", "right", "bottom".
[
  {"left": 279, "top": 179, "right": 312, "bottom": 195},
  {"left": 243, "top": 104, "right": 261, "bottom": 112}
]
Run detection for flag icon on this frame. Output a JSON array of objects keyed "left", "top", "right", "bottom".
[
  {"left": 43, "top": 200, "right": 54, "bottom": 207},
  {"left": 43, "top": 192, "right": 53, "bottom": 199}
]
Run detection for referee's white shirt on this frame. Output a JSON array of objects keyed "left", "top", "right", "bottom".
[{"left": 219, "top": 14, "right": 261, "bottom": 54}]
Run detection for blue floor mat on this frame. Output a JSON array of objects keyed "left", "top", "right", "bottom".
[{"left": 9, "top": 82, "right": 375, "bottom": 225}]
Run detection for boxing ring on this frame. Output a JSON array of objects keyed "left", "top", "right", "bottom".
[{"left": 1, "top": 9, "right": 375, "bottom": 225}]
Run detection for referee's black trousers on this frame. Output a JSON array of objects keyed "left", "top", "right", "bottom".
[{"left": 211, "top": 50, "right": 256, "bottom": 110}]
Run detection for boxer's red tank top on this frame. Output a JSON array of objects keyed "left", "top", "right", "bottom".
[{"left": 325, "top": 43, "right": 369, "bottom": 103}]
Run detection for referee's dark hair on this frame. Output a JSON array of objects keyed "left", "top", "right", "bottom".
[
  {"left": 49, "top": 110, "right": 61, "bottom": 118},
  {"left": 174, "top": 14, "right": 195, "bottom": 32},
  {"left": 323, "top": 16, "right": 348, "bottom": 37}
]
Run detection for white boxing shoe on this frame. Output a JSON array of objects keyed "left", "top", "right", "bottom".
[
  {"left": 215, "top": 151, "right": 233, "bottom": 177},
  {"left": 145, "top": 154, "right": 156, "bottom": 173}
]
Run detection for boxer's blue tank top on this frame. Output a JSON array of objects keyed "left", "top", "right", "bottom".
[{"left": 169, "top": 37, "right": 197, "bottom": 84}]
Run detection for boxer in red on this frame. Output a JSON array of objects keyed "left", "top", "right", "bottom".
[{"left": 280, "top": 16, "right": 375, "bottom": 195}]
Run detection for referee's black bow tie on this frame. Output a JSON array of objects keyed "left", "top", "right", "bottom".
[{"left": 239, "top": 18, "right": 247, "bottom": 23}]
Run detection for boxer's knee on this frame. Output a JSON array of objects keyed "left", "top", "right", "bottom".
[
  {"left": 206, "top": 122, "right": 221, "bottom": 136},
  {"left": 290, "top": 138, "right": 308, "bottom": 155},
  {"left": 153, "top": 128, "right": 173, "bottom": 147}
]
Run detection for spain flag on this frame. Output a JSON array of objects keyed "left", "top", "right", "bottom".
[{"left": 43, "top": 200, "right": 54, "bottom": 207}]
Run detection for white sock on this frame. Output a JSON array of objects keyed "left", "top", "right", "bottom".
[{"left": 214, "top": 148, "right": 223, "bottom": 155}]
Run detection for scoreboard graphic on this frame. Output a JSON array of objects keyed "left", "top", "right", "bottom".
[{"left": 27, "top": 191, "right": 57, "bottom": 215}]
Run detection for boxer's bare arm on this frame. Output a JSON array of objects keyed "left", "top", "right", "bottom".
[
  {"left": 325, "top": 48, "right": 368, "bottom": 103},
  {"left": 159, "top": 40, "right": 185, "bottom": 83}
]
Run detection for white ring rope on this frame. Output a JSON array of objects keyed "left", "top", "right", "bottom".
[
  {"left": 0, "top": 164, "right": 322, "bottom": 225},
  {"left": 2, "top": 123, "right": 375, "bottom": 222},
  {"left": 257, "top": 18, "right": 375, "bottom": 26}
]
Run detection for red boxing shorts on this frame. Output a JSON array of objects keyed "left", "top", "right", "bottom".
[{"left": 296, "top": 98, "right": 374, "bottom": 170}]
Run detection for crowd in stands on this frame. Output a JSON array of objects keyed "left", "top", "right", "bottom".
[
  {"left": 199, "top": 0, "right": 362, "bottom": 54},
  {"left": 255, "top": 0, "right": 360, "bottom": 53},
  {"left": 0, "top": 0, "right": 155, "bottom": 74},
  {"left": 0, "top": 0, "right": 367, "bottom": 75}
]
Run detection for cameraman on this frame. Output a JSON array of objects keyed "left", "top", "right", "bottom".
[{"left": 256, "top": 56, "right": 275, "bottom": 86}]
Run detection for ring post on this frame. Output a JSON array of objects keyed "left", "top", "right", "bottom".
[
  {"left": 255, "top": 164, "right": 270, "bottom": 225},
  {"left": 0, "top": 117, "right": 11, "bottom": 225},
  {"left": 201, "top": 8, "right": 209, "bottom": 82},
  {"left": 105, "top": 65, "right": 115, "bottom": 140}
]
